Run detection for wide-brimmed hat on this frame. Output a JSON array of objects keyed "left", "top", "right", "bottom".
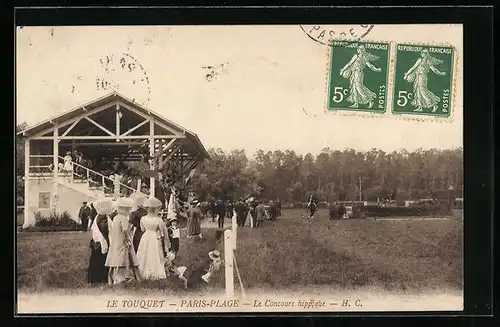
[
  {"left": 208, "top": 250, "right": 220, "bottom": 260},
  {"left": 165, "top": 252, "right": 176, "bottom": 262},
  {"left": 130, "top": 192, "right": 147, "bottom": 207},
  {"left": 117, "top": 197, "right": 134, "bottom": 208},
  {"left": 191, "top": 199, "right": 200, "bottom": 206},
  {"left": 144, "top": 197, "right": 162, "bottom": 208},
  {"left": 94, "top": 198, "right": 114, "bottom": 215},
  {"left": 169, "top": 217, "right": 178, "bottom": 223}
]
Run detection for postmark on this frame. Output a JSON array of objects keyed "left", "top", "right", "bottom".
[
  {"left": 327, "top": 40, "right": 390, "bottom": 113},
  {"left": 300, "top": 25, "right": 375, "bottom": 46},
  {"left": 71, "top": 52, "right": 152, "bottom": 106},
  {"left": 392, "top": 44, "right": 455, "bottom": 117}
]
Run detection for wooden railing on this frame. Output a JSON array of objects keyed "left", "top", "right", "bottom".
[{"left": 57, "top": 156, "right": 136, "bottom": 197}]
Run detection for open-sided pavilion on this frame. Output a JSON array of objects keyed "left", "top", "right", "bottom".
[{"left": 18, "top": 91, "right": 210, "bottom": 226}]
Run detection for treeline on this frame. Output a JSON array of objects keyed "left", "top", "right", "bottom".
[{"left": 190, "top": 147, "right": 463, "bottom": 203}]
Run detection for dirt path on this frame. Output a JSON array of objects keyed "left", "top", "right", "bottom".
[{"left": 17, "top": 287, "right": 462, "bottom": 313}]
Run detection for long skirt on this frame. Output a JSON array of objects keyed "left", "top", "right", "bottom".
[
  {"left": 87, "top": 249, "right": 109, "bottom": 284},
  {"left": 187, "top": 217, "right": 201, "bottom": 237},
  {"left": 137, "top": 231, "right": 167, "bottom": 280},
  {"left": 108, "top": 266, "right": 140, "bottom": 285},
  {"left": 347, "top": 70, "right": 376, "bottom": 105}
]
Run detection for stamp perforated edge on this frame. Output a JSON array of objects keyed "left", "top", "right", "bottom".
[
  {"left": 323, "top": 38, "right": 460, "bottom": 123},
  {"left": 325, "top": 39, "right": 392, "bottom": 117},
  {"left": 389, "top": 41, "right": 458, "bottom": 123}
]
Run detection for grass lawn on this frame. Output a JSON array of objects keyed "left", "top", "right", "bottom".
[{"left": 16, "top": 209, "right": 462, "bottom": 294}]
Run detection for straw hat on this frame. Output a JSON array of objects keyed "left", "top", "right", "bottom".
[
  {"left": 208, "top": 250, "right": 220, "bottom": 260},
  {"left": 94, "top": 198, "right": 114, "bottom": 215},
  {"left": 117, "top": 197, "right": 134, "bottom": 208},
  {"left": 165, "top": 252, "right": 176, "bottom": 262},
  {"left": 144, "top": 197, "right": 162, "bottom": 208}
]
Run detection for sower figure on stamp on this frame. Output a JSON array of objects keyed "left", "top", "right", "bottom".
[
  {"left": 340, "top": 45, "right": 382, "bottom": 109},
  {"left": 404, "top": 49, "right": 447, "bottom": 112}
]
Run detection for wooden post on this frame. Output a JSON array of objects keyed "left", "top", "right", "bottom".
[
  {"left": 149, "top": 117, "right": 155, "bottom": 197},
  {"left": 116, "top": 103, "right": 120, "bottom": 142},
  {"left": 22, "top": 139, "right": 32, "bottom": 228},
  {"left": 232, "top": 209, "right": 237, "bottom": 249},
  {"left": 52, "top": 124, "right": 59, "bottom": 215},
  {"left": 224, "top": 229, "right": 234, "bottom": 297}
]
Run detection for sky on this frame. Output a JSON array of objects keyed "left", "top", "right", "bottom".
[{"left": 16, "top": 25, "right": 463, "bottom": 156}]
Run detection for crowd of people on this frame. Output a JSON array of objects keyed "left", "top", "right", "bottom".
[
  {"left": 83, "top": 192, "right": 223, "bottom": 289},
  {"left": 78, "top": 187, "right": 340, "bottom": 291},
  {"left": 200, "top": 197, "right": 283, "bottom": 229}
]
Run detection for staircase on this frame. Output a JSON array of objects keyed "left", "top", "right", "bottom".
[{"left": 56, "top": 156, "right": 136, "bottom": 200}]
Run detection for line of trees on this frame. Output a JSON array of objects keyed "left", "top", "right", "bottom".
[
  {"left": 17, "top": 123, "right": 463, "bottom": 205},
  {"left": 190, "top": 147, "right": 463, "bottom": 203}
]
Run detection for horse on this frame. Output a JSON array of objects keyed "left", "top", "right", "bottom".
[{"left": 307, "top": 201, "right": 318, "bottom": 219}]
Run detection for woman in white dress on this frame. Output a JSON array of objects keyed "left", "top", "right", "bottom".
[
  {"left": 63, "top": 151, "right": 73, "bottom": 173},
  {"left": 136, "top": 197, "right": 169, "bottom": 280}
]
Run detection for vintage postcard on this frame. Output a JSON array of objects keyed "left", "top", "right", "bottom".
[{"left": 15, "top": 24, "right": 463, "bottom": 314}]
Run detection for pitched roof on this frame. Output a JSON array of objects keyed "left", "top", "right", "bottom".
[{"left": 17, "top": 91, "right": 210, "bottom": 159}]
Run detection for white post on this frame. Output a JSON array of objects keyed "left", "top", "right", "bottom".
[
  {"left": 224, "top": 229, "right": 234, "bottom": 298},
  {"left": 22, "top": 139, "right": 33, "bottom": 228},
  {"left": 149, "top": 117, "right": 155, "bottom": 197},
  {"left": 52, "top": 124, "right": 59, "bottom": 215},
  {"left": 116, "top": 103, "right": 120, "bottom": 142},
  {"left": 232, "top": 209, "right": 237, "bottom": 249},
  {"left": 137, "top": 179, "right": 142, "bottom": 192}
]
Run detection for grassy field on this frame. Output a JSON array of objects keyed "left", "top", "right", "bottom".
[{"left": 16, "top": 209, "right": 462, "bottom": 294}]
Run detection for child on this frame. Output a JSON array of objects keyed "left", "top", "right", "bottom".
[
  {"left": 201, "top": 250, "right": 222, "bottom": 283},
  {"left": 167, "top": 218, "right": 180, "bottom": 254},
  {"left": 164, "top": 252, "right": 188, "bottom": 289}
]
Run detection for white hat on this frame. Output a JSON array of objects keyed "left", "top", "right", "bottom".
[
  {"left": 165, "top": 252, "right": 176, "bottom": 262},
  {"left": 176, "top": 266, "right": 187, "bottom": 277},
  {"left": 131, "top": 192, "right": 148, "bottom": 207},
  {"left": 94, "top": 198, "right": 114, "bottom": 215},
  {"left": 117, "top": 197, "right": 134, "bottom": 208},
  {"left": 144, "top": 197, "right": 162, "bottom": 208},
  {"left": 208, "top": 250, "right": 220, "bottom": 260}
]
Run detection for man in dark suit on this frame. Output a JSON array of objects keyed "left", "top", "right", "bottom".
[
  {"left": 78, "top": 202, "right": 91, "bottom": 231},
  {"left": 217, "top": 200, "right": 226, "bottom": 229},
  {"left": 88, "top": 202, "right": 98, "bottom": 229},
  {"left": 235, "top": 199, "right": 247, "bottom": 227}
]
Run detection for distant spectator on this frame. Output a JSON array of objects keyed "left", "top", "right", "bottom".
[
  {"left": 63, "top": 151, "right": 73, "bottom": 173},
  {"left": 78, "top": 201, "right": 91, "bottom": 231},
  {"left": 255, "top": 200, "right": 267, "bottom": 228}
]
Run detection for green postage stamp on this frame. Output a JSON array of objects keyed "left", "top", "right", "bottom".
[
  {"left": 327, "top": 41, "right": 455, "bottom": 118},
  {"left": 392, "top": 44, "right": 454, "bottom": 117},
  {"left": 327, "top": 41, "right": 390, "bottom": 113}
]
